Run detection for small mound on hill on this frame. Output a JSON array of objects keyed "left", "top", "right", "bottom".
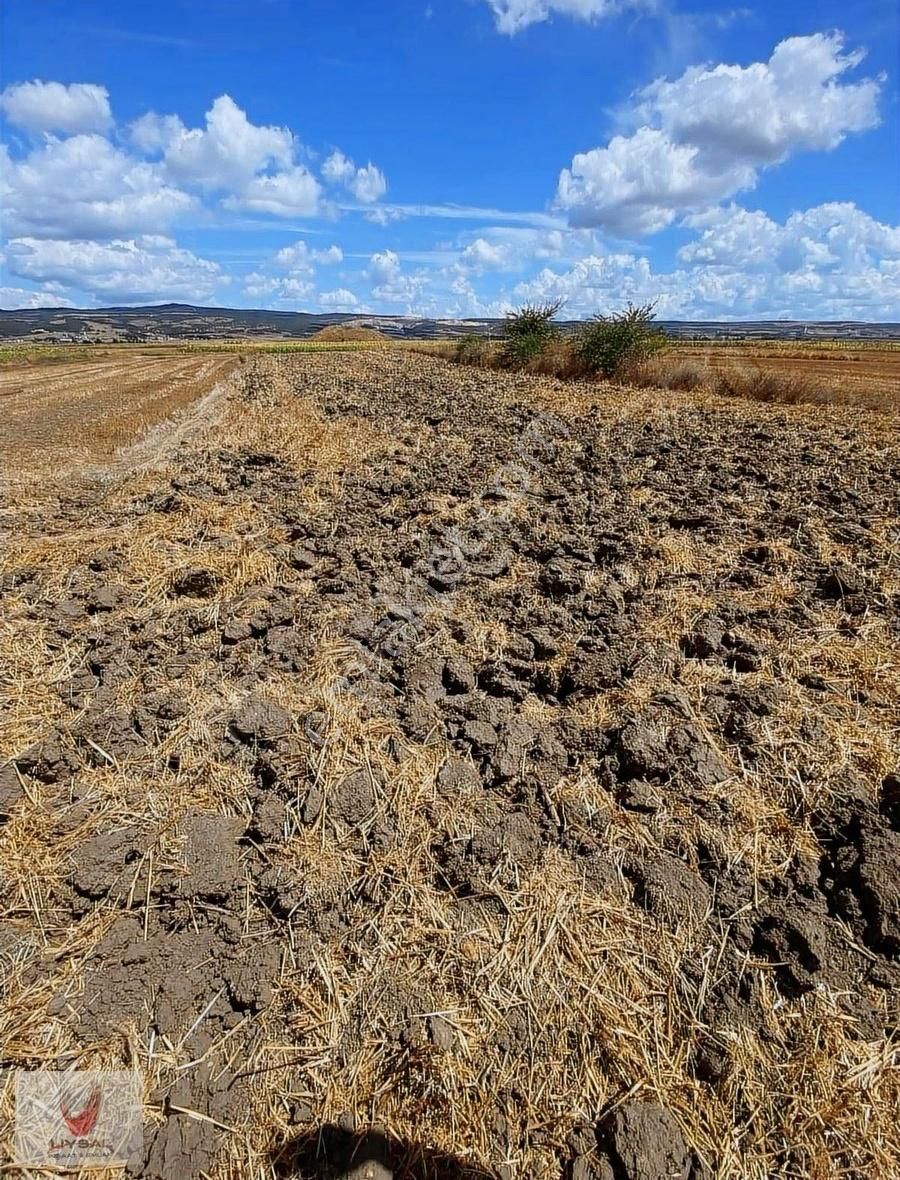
[{"left": 313, "top": 325, "right": 387, "bottom": 342}]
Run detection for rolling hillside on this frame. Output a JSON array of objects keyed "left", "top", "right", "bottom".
[{"left": 2, "top": 302, "right": 899, "bottom": 344}]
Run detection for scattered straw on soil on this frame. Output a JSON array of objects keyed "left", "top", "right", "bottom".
[{"left": 0, "top": 351, "right": 897, "bottom": 1180}]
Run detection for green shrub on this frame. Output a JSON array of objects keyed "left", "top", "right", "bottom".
[
  {"left": 576, "top": 301, "right": 666, "bottom": 378},
  {"left": 501, "top": 301, "right": 562, "bottom": 367},
  {"left": 455, "top": 333, "right": 491, "bottom": 365}
]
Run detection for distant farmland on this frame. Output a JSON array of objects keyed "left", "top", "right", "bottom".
[{"left": 2, "top": 300, "right": 899, "bottom": 344}]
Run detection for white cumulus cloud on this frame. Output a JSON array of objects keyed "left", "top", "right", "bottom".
[
  {"left": 319, "top": 287, "right": 359, "bottom": 308},
  {"left": 244, "top": 273, "right": 314, "bottom": 302},
  {"left": 129, "top": 111, "right": 185, "bottom": 154},
  {"left": 273, "top": 240, "right": 343, "bottom": 270},
  {"left": 679, "top": 201, "right": 900, "bottom": 276},
  {"left": 155, "top": 94, "right": 294, "bottom": 190},
  {"left": 321, "top": 150, "right": 356, "bottom": 186},
  {"left": 224, "top": 166, "right": 322, "bottom": 217},
  {"left": 556, "top": 34, "right": 882, "bottom": 235},
  {"left": 512, "top": 201, "right": 900, "bottom": 319},
  {"left": 364, "top": 205, "right": 406, "bottom": 226},
  {"left": 677, "top": 205, "right": 781, "bottom": 268},
  {"left": 638, "top": 34, "right": 880, "bottom": 162},
  {"left": 1, "top": 137, "right": 195, "bottom": 239},
  {"left": 459, "top": 237, "right": 513, "bottom": 271},
  {"left": 0, "top": 80, "right": 112, "bottom": 134},
  {"left": 0, "top": 285, "right": 76, "bottom": 309},
  {"left": 514, "top": 252, "right": 655, "bottom": 310},
  {"left": 322, "top": 149, "right": 387, "bottom": 203},
  {"left": 350, "top": 162, "right": 387, "bottom": 203},
  {"left": 486, "top": 0, "right": 634, "bottom": 35},
  {"left": 558, "top": 127, "right": 731, "bottom": 236},
  {"left": 315, "top": 244, "right": 343, "bottom": 265},
  {"left": 273, "top": 240, "right": 316, "bottom": 273},
  {"left": 5, "top": 235, "right": 225, "bottom": 303},
  {"left": 367, "top": 249, "right": 424, "bottom": 304},
  {"left": 368, "top": 249, "right": 401, "bottom": 285}
]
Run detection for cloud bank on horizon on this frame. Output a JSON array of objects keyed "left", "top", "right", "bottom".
[{"left": 0, "top": 1, "right": 897, "bottom": 320}]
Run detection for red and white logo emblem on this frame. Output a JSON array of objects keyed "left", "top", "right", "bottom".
[
  {"left": 15, "top": 1070, "right": 141, "bottom": 1168},
  {"left": 61, "top": 1083, "right": 102, "bottom": 1137}
]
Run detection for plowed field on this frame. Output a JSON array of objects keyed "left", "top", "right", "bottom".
[{"left": 1, "top": 352, "right": 898, "bottom": 1179}]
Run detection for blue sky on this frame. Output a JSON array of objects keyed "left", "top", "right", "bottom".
[{"left": 1, "top": 0, "right": 898, "bottom": 319}]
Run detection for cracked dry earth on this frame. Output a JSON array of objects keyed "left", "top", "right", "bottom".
[{"left": 1, "top": 351, "right": 899, "bottom": 1180}]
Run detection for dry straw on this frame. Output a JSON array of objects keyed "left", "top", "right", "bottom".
[{"left": 0, "top": 348, "right": 897, "bottom": 1179}]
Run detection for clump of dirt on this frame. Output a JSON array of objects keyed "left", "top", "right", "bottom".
[
  {"left": 229, "top": 696, "right": 293, "bottom": 746},
  {"left": 170, "top": 566, "right": 220, "bottom": 598},
  {"left": 0, "top": 764, "right": 24, "bottom": 818},
  {"left": 599, "top": 1101, "right": 698, "bottom": 1180},
  {"left": 48, "top": 812, "right": 281, "bottom": 1178}
]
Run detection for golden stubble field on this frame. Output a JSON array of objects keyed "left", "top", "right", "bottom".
[
  {"left": 0, "top": 350, "right": 238, "bottom": 484},
  {"left": 0, "top": 346, "right": 898, "bottom": 1180},
  {"left": 669, "top": 342, "right": 900, "bottom": 405}
]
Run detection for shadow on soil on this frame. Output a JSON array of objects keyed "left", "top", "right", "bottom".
[{"left": 270, "top": 1123, "right": 496, "bottom": 1179}]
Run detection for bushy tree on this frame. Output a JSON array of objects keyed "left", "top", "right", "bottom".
[
  {"left": 501, "top": 300, "right": 562, "bottom": 366},
  {"left": 576, "top": 301, "right": 666, "bottom": 378}
]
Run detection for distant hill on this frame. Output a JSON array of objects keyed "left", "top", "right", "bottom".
[{"left": 2, "top": 302, "right": 898, "bottom": 343}]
